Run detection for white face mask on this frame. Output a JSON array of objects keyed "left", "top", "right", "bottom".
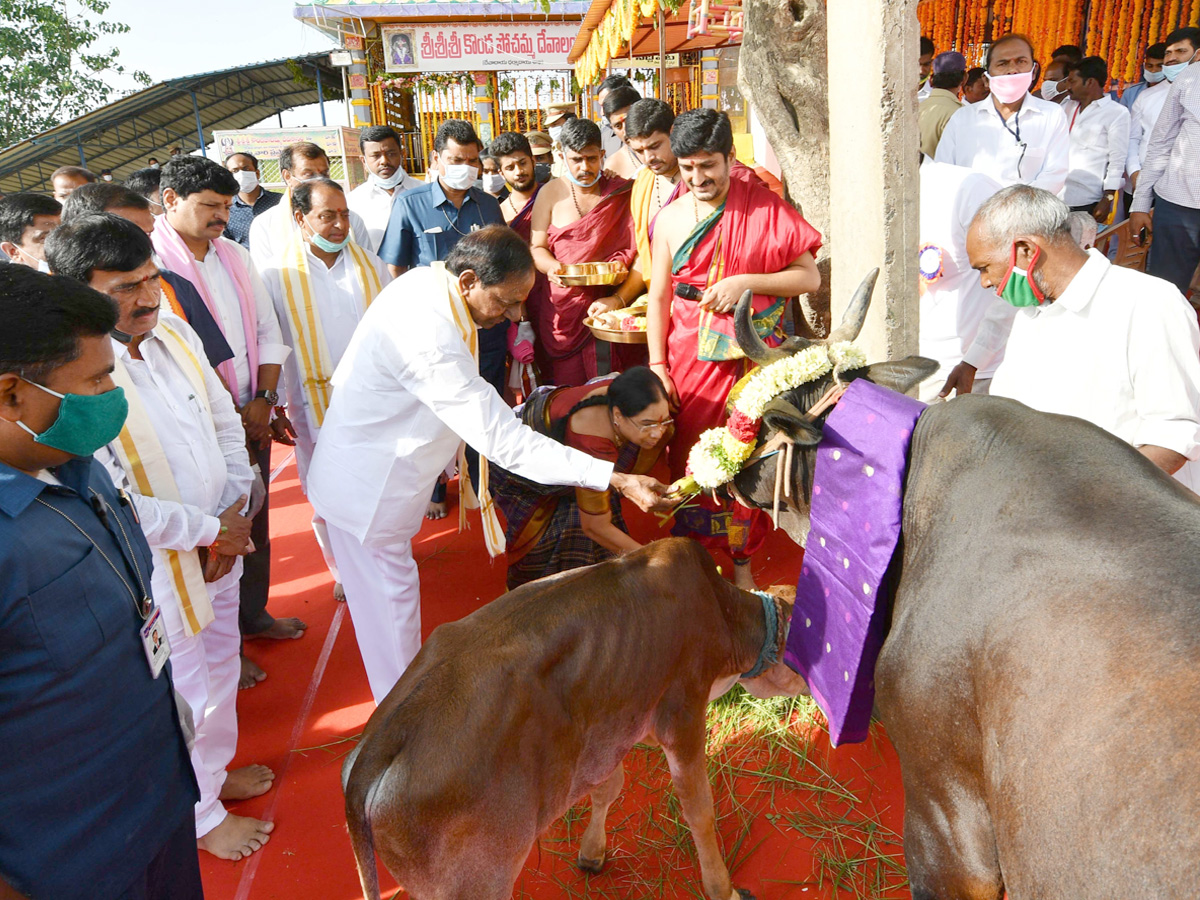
[
  {"left": 233, "top": 170, "right": 259, "bottom": 193},
  {"left": 1039, "top": 79, "right": 1065, "bottom": 100},
  {"left": 369, "top": 167, "right": 407, "bottom": 190},
  {"left": 441, "top": 163, "right": 479, "bottom": 191},
  {"left": 10, "top": 245, "right": 49, "bottom": 272},
  {"left": 548, "top": 125, "right": 563, "bottom": 143},
  {"left": 482, "top": 173, "right": 506, "bottom": 193}
]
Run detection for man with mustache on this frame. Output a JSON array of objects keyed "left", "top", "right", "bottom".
[{"left": 45, "top": 213, "right": 279, "bottom": 862}]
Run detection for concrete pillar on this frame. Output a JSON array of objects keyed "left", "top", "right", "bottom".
[
  {"left": 346, "top": 28, "right": 372, "bottom": 129},
  {"left": 700, "top": 53, "right": 719, "bottom": 109},
  {"left": 826, "top": 0, "right": 920, "bottom": 363}
]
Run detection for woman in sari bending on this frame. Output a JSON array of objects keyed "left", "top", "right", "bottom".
[{"left": 492, "top": 366, "right": 673, "bottom": 589}]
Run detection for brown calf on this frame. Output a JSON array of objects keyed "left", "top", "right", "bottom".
[{"left": 342, "top": 537, "right": 805, "bottom": 900}]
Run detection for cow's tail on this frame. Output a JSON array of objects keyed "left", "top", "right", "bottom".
[{"left": 343, "top": 743, "right": 384, "bottom": 900}]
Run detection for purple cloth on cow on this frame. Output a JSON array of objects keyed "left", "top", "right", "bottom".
[{"left": 784, "top": 379, "right": 925, "bottom": 746}]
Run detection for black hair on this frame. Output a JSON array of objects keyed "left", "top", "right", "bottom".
[
  {"left": 1069, "top": 56, "right": 1108, "bottom": 88},
  {"left": 61, "top": 183, "right": 149, "bottom": 223},
  {"left": 553, "top": 366, "right": 668, "bottom": 441},
  {"left": 596, "top": 73, "right": 632, "bottom": 95},
  {"left": 601, "top": 85, "right": 642, "bottom": 119},
  {"left": 435, "top": 119, "right": 482, "bottom": 153},
  {"left": 1050, "top": 44, "right": 1084, "bottom": 64},
  {"left": 1166, "top": 27, "right": 1200, "bottom": 51},
  {"left": 44, "top": 213, "right": 154, "bottom": 284},
  {"left": 670, "top": 108, "right": 733, "bottom": 158},
  {"left": 445, "top": 224, "right": 533, "bottom": 286},
  {"left": 0, "top": 193, "right": 62, "bottom": 245},
  {"left": 279, "top": 142, "right": 327, "bottom": 174},
  {"left": 920, "top": 36, "right": 935, "bottom": 56},
  {"left": 224, "top": 151, "right": 259, "bottom": 170},
  {"left": 1146, "top": 42, "right": 1168, "bottom": 60},
  {"left": 965, "top": 66, "right": 987, "bottom": 86},
  {"left": 931, "top": 69, "right": 967, "bottom": 90},
  {"left": 489, "top": 131, "right": 533, "bottom": 161},
  {"left": 0, "top": 265, "right": 118, "bottom": 382},
  {"left": 987, "top": 33, "right": 1037, "bottom": 69},
  {"left": 625, "top": 98, "right": 675, "bottom": 141},
  {"left": 291, "top": 177, "right": 345, "bottom": 216},
  {"left": 51, "top": 165, "right": 96, "bottom": 184},
  {"left": 124, "top": 167, "right": 161, "bottom": 200},
  {"left": 160, "top": 156, "right": 238, "bottom": 199},
  {"left": 559, "top": 118, "right": 603, "bottom": 153},
  {"left": 359, "top": 125, "right": 402, "bottom": 150}
]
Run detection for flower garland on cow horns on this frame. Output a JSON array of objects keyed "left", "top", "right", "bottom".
[{"left": 672, "top": 341, "right": 868, "bottom": 496}]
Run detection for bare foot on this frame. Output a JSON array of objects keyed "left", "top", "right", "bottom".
[
  {"left": 333, "top": 582, "right": 346, "bottom": 602},
  {"left": 219, "top": 764, "right": 276, "bottom": 800},
  {"left": 245, "top": 617, "right": 308, "bottom": 640},
  {"left": 198, "top": 813, "right": 274, "bottom": 861},
  {"left": 732, "top": 561, "right": 758, "bottom": 591},
  {"left": 426, "top": 500, "right": 448, "bottom": 520},
  {"left": 239, "top": 655, "right": 267, "bottom": 690}
]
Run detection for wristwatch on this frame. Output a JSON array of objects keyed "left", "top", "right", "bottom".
[{"left": 254, "top": 389, "right": 279, "bottom": 405}]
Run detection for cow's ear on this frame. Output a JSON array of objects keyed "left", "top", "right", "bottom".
[
  {"left": 862, "top": 356, "right": 940, "bottom": 395},
  {"left": 762, "top": 398, "right": 824, "bottom": 447}
]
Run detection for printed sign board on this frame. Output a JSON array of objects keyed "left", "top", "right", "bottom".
[{"left": 382, "top": 23, "right": 576, "bottom": 72}]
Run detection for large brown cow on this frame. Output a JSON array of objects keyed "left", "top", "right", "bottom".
[
  {"left": 342, "top": 538, "right": 804, "bottom": 900},
  {"left": 730, "top": 277, "right": 1200, "bottom": 899}
]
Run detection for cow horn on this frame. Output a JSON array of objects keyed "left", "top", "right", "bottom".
[
  {"left": 734, "top": 289, "right": 816, "bottom": 364},
  {"left": 826, "top": 268, "right": 879, "bottom": 344}
]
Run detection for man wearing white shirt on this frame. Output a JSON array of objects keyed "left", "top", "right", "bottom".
[
  {"left": 917, "top": 36, "right": 935, "bottom": 102},
  {"left": 966, "top": 184, "right": 1200, "bottom": 492},
  {"left": 917, "top": 158, "right": 1014, "bottom": 401},
  {"left": 347, "top": 126, "right": 422, "bottom": 254},
  {"left": 307, "top": 226, "right": 667, "bottom": 704},
  {"left": 1060, "top": 57, "right": 1130, "bottom": 222},
  {"left": 152, "top": 157, "right": 305, "bottom": 676},
  {"left": 1125, "top": 44, "right": 1170, "bottom": 210},
  {"left": 935, "top": 34, "right": 1070, "bottom": 194},
  {"left": 261, "top": 178, "right": 389, "bottom": 593},
  {"left": 248, "top": 142, "right": 371, "bottom": 276},
  {"left": 45, "top": 214, "right": 278, "bottom": 861}
]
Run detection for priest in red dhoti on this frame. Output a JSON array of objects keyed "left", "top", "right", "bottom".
[
  {"left": 530, "top": 118, "right": 642, "bottom": 386},
  {"left": 647, "top": 109, "right": 822, "bottom": 588}
]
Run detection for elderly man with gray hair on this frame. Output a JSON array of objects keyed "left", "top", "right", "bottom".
[{"left": 964, "top": 183, "right": 1200, "bottom": 492}]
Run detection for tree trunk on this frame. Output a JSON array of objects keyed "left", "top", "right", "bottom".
[{"left": 737, "top": 0, "right": 831, "bottom": 337}]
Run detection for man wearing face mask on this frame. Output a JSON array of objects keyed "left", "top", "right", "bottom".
[
  {"left": 526, "top": 130, "right": 555, "bottom": 183},
  {"left": 966, "top": 184, "right": 1200, "bottom": 492},
  {"left": 543, "top": 101, "right": 578, "bottom": 178},
  {"left": 1125, "top": 43, "right": 1169, "bottom": 211},
  {"left": 0, "top": 265, "right": 202, "bottom": 900},
  {"left": 347, "top": 125, "right": 421, "bottom": 255},
  {"left": 306, "top": 226, "right": 668, "bottom": 703},
  {"left": 223, "top": 153, "right": 282, "bottom": 249},
  {"left": 261, "top": 177, "right": 388, "bottom": 592},
  {"left": 936, "top": 33, "right": 1070, "bottom": 194},
  {"left": 530, "top": 117, "right": 640, "bottom": 386},
  {"left": 46, "top": 214, "right": 280, "bottom": 863},
  {"left": 1038, "top": 57, "right": 1072, "bottom": 105},
  {"left": 1121, "top": 42, "right": 1167, "bottom": 112},
  {"left": 248, "top": 142, "right": 371, "bottom": 277},
  {"left": 480, "top": 151, "right": 510, "bottom": 201},
  {"left": 1131, "top": 27, "right": 1200, "bottom": 293},
  {"left": 0, "top": 192, "right": 61, "bottom": 271}
]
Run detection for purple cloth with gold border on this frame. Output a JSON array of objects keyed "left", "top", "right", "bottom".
[{"left": 784, "top": 379, "right": 925, "bottom": 746}]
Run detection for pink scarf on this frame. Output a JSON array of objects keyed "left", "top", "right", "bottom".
[{"left": 152, "top": 216, "right": 260, "bottom": 395}]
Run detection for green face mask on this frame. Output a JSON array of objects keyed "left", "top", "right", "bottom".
[
  {"left": 14, "top": 380, "right": 128, "bottom": 457},
  {"left": 996, "top": 243, "right": 1047, "bottom": 308}
]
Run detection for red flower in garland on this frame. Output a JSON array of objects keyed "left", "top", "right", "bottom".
[{"left": 727, "top": 408, "right": 760, "bottom": 444}]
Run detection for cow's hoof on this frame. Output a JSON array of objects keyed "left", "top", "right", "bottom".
[
  {"left": 577, "top": 852, "right": 605, "bottom": 873},
  {"left": 735, "top": 889, "right": 756, "bottom": 900}
]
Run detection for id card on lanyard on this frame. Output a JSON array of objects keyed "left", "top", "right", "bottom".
[{"left": 141, "top": 606, "right": 171, "bottom": 678}]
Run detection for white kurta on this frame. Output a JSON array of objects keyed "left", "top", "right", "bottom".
[
  {"left": 990, "top": 249, "right": 1200, "bottom": 492},
  {"left": 935, "top": 93, "right": 1071, "bottom": 194},
  {"left": 95, "top": 317, "right": 253, "bottom": 837},
  {"left": 918, "top": 160, "right": 1015, "bottom": 398},
  {"left": 190, "top": 238, "right": 290, "bottom": 406},
  {"left": 1127, "top": 80, "right": 1171, "bottom": 179},
  {"left": 348, "top": 175, "right": 422, "bottom": 254},
  {"left": 1060, "top": 96, "right": 1131, "bottom": 207},
  {"left": 248, "top": 200, "right": 371, "bottom": 276}
]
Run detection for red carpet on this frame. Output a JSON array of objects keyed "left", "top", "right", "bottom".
[{"left": 200, "top": 458, "right": 906, "bottom": 899}]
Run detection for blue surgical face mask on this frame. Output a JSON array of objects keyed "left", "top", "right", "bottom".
[
  {"left": 1164, "top": 61, "right": 1191, "bottom": 82},
  {"left": 305, "top": 216, "right": 351, "bottom": 253},
  {"left": 1145, "top": 67, "right": 1167, "bottom": 84},
  {"left": 564, "top": 165, "right": 602, "bottom": 188}
]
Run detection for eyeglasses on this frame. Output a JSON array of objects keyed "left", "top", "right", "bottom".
[{"left": 632, "top": 417, "right": 673, "bottom": 434}]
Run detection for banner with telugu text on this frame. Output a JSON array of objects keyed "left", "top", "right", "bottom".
[{"left": 381, "top": 23, "right": 576, "bottom": 72}]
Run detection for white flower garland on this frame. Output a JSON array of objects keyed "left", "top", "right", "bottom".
[{"left": 678, "top": 341, "right": 868, "bottom": 492}]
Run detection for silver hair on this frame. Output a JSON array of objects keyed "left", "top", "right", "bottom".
[{"left": 972, "top": 184, "right": 1073, "bottom": 247}]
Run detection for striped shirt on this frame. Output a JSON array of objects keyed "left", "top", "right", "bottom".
[{"left": 1131, "top": 63, "right": 1200, "bottom": 213}]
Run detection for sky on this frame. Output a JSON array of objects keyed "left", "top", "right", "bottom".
[{"left": 96, "top": 0, "right": 345, "bottom": 128}]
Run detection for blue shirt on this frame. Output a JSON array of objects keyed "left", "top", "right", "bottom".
[
  {"left": 0, "top": 457, "right": 197, "bottom": 900},
  {"left": 1120, "top": 80, "right": 1150, "bottom": 111},
  {"left": 378, "top": 179, "right": 504, "bottom": 269},
  {"left": 224, "top": 188, "right": 283, "bottom": 248}
]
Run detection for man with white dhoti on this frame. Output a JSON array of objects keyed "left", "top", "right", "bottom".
[
  {"left": 307, "top": 226, "right": 668, "bottom": 704},
  {"left": 152, "top": 157, "right": 306, "bottom": 684},
  {"left": 260, "top": 177, "right": 388, "bottom": 591},
  {"left": 45, "top": 214, "right": 278, "bottom": 862}
]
